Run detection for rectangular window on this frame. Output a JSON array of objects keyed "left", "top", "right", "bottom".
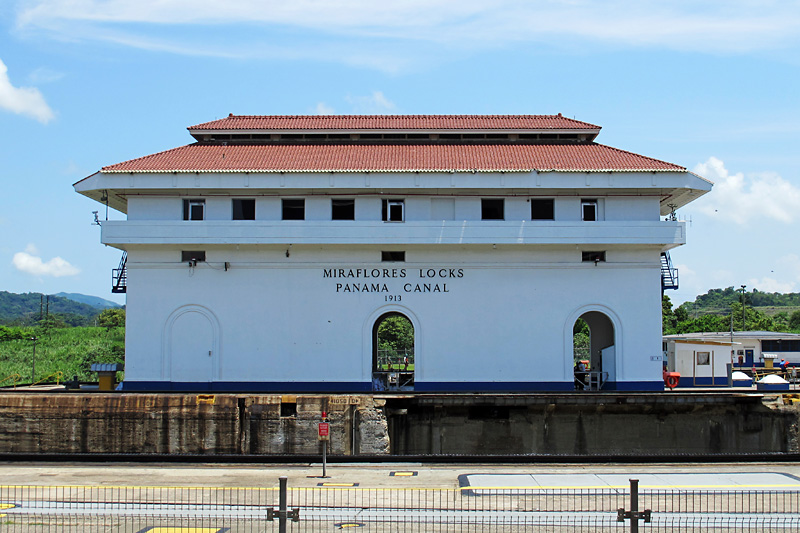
[
  {"left": 581, "top": 199, "right": 598, "bottom": 221},
  {"left": 696, "top": 352, "right": 711, "bottom": 366},
  {"left": 181, "top": 250, "right": 206, "bottom": 263},
  {"left": 382, "top": 199, "right": 405, "bottom": 222},
  {"left": 332, "top": 198, "right": 355, "bottom": 220},
  {"left": 481, "top": 198, "right": 504, "bottom": 220},
  {"left": 282, "top": 199, "right": 305, "bottom": 220},
  {"left": 183, "top": 199, "right": 205, "bottom": 221},
  {"left": 381, "top": 251, "right": 405, "bottom": 262},
  {"left": 582, "top": 251, "right": 606, "bottom": 262},
  {"left": 232, "top": 199, "right": 255, "bottom": 220},
  {"left": 531, "top": 199, "right": 555, "bottom": 220}
]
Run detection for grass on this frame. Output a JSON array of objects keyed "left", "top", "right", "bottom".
[{"left": 0, "top": 327, "right": 124, "bottom": 386}]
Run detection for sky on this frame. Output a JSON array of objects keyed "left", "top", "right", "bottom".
[{"left": 1, "top": 0, "right": 800, "bottom": 306}]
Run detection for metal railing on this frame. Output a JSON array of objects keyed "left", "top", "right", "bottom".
[{"left": 2, "top": 479, "right": 799, "bottom": 531}]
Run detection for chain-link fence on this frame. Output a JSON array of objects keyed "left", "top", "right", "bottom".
[{"left": 2, "top": 479, "right": 800, "bottom": 532}]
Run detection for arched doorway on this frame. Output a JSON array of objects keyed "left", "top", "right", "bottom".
[
  {"left": 372, "top": 312, "right": 414, "bottom": 391},
  {"left": 163, "top": 305, "right": 220, "bottom": 389},
  {"left": 573, "top": 311, "right": 615, "bottom": 390}
]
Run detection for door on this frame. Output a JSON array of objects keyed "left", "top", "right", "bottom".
[{"left": 170, "top": 310, "right": 214, "bottom": 383}]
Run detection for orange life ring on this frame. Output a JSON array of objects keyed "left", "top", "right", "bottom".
[{"left": 665, "top": 375, "right": 679, "bottom": 389}]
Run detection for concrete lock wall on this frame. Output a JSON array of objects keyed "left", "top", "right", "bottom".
[
  {"left": 0, "top": 393, "right": 797, "bottom": 456},
  {"left": 0, "top": 394, "right": 388, "bottom": 455}
]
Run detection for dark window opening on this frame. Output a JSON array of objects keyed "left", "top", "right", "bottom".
[
  {"left": 582, "top": 199, "right": 598, "bottom": 221},
  {"left": 382, "top": 251, "right": 405, "bottom": 262},
  {"left": 382, "top": 199, "right": 405, "bottom": 222},
  {"left": 332, "top": 199, "right": 355, "bottom": 220},
  {"left": 481, "top": 199, "right": 504, "bottom": 220},
  {"left": 468, "top": 406, "right": 510, "bottom": 420},
  {"left": 232, "top": 199, "right": 255, "bottom": 220},
  {"left": 280, "top": 402, "right": 297, "bottom": 417},
  {"left": 531, "top": 199, "right": 555, "bottom": 220},
  {"left": 181, "top": 250, "right": 206, "bottom": 263},
  {"left": 282, "top": 199, "right": 305, "bottom": 220},
  {"left": 582, "top": 251, "right": 606, "bottom": 263},
  {"left": 763, "top": 340, "right": 800, "bottom": 352},
  {"left": 183, "top": 199, "right": 205, "bottom": 221}
]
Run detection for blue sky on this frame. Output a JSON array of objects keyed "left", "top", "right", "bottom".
[{"left": 2, "top": 0, "right": 799, "bottom": 306}]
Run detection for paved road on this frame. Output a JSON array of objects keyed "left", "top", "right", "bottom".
[{"left": 2, "top": 462, "right": 800, "bottom": 531}]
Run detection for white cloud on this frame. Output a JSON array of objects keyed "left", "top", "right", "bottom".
[
  {"left": 692, "top": 157, "right": 800, "bottom": 225},
  {"left": 12, "top": 244, "right": 80, "bottom": 277},
  {"left": 0, "top": 58, "right": 55, "bottom": 123},
  {"left": 15, "top": 1, "right": 800, "bottom": 65},
  {"left": 345, "top": 91, "right": 396, "bottom": 114},
  {"left": 28, "top": 67, "right": 65, "bottom": 84},
  {"left": 747, "top": 277, "right": 795, "bottom": 294},
  {"left": 314, "top": 102, "right": 335, "bottom": 115}
]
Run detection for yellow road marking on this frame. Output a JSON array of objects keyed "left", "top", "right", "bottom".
[
  {"left": 391, "top": 471, "right": 417, "bottom": 477},
  {"left": 0, "top": 504, "right": 15, "bottom": 510},
  {"left": 139, "top": 528, "right": 226, "bottom": 533},
  {"left": 319, "top": 482, "right": 357, "bottom": 487}
]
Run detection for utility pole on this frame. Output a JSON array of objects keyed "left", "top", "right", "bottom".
[
  {"left": 30, "top": 336, "right": 38, "bottom": 385},
  {"left": 739, "top": 285, "right": 746, "bottom": 331}
]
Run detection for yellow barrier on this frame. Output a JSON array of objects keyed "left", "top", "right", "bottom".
[
  {"left": 33, "top": 371, "right": 64, "bottom": 386},
  {"left": 0, "top": 373, "right": 22, "bottom": 388}
]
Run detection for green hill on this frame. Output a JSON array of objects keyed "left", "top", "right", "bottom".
[
  {"left": 0, "top": 291, "right": 105, "bottom": 326},
  {"left": 679, "top": 287, "right": 800, "bottom": 316}
]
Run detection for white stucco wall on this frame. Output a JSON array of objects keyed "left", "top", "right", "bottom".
[{"left": 122, "top": 243, "right": 663, "bottom": 391}]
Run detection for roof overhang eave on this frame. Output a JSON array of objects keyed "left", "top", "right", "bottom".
[{"left": 99, "top": 168, "right": 686, "bottom": 174}]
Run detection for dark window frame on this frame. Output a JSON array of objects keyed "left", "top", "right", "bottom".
[
  {"left": 531, "top": 198, "right": 555, "bottom": 220},
  {"left": 382, "top": 199, "right": 405, "bottom": 222},
  {"left": 183, "top": 199, "right": 205, "bottom": 221},
  {"left": 332, "top": 198, "right": 356, "bottom": 220},
  {"left": 582, "top": 251, "right": 606, "bottom": 263},
  {"left": 181, "top": 250, "right": 206, "bottom": 263},
  {"left": 232, "top": 198, "right": 256, "bottom": 220},
  {"left": 282, "top": 198, "right": 305, "bottom": 220},
  {"left": 381, "top": 251, "right": 406, "bottom": 262},
  {"left": 581, "top": 199, "right": 598, "bottom": 222},
  {"left": 481, "top": 198, "right": 505, "bottom": 220}
]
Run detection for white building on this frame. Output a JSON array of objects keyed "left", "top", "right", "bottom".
[
  {"left": 664, "top": 331, "right": 800, "bottom": 387},
  {"left": 75, "top": 114, "right": 711, "bottom": 392}
]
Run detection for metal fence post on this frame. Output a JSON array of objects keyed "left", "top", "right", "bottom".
[
  {"left": 630, "top": 479, "right": 639, "bottom": 533},
  {"left": 278, "top": 476, "right": 288, "bottom": 533},
  {"left": 617, "top": 478, "right": 650, "bottom": 531}
]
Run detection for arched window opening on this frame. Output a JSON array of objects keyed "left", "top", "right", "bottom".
[
  {"left": 372, "top": 313, "right": 414, "bottom": 391},
  {"left": 573, "top": 312, "right": 614, "bottom": 391}
]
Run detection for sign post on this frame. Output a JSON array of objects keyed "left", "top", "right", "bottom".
[{"left": 318, "top": 412, "right": 330, "bottom": 478}]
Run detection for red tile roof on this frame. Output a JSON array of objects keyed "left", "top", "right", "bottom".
[
  {"left": 188, "top": 114, "right": 601, "bottom": 132},
  {"left": 102, "top": 143, "right": 684, "bottom": 173}
]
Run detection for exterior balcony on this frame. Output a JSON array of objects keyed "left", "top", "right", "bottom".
[{"left": 101, "top": 220, "right": 686, "bottom": 248}]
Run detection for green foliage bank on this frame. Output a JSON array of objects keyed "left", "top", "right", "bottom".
[{"left": 0, "top": 311, "right": 125, "bottom": 386}]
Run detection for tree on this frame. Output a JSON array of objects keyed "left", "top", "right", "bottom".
[
  {"left": 376, "top": 314, "right": 414, "bottom": 367},
  {"left": 573, "top": 318, "right": 590, "bottom": 363},
  {"left": 97, "top": 308, "right": 126, "bottom": 330},
  {"left": 790, "top": 310, "right": 800, "bottom": 332},
  {"left": 662, "top": 295, "right": 677, "bottom": 334}
]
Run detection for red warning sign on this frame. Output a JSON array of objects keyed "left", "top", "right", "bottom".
[{"left": 318, "top": 422, "right": 330, "bottom": 439}]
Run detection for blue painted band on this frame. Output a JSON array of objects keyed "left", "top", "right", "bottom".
[
  {"left": 414, "top": 382, "right": 574, "bottom": 392},
  {"left": 677, "top": 377, "right": 729, "bottom": 387},
  {"left": 121, "top": 381, "right": 372, "bottom": 393},
  {"left": 600, "top": 381, "right": 665, "bottom": 391}
]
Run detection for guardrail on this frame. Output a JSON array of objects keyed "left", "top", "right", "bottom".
[{"left": 2, "top": 478, "right": 799, "bottom": 532}]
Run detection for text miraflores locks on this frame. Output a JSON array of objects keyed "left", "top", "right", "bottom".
[{"left": 323, "top": 267, "right": 464, "bottom": 294}]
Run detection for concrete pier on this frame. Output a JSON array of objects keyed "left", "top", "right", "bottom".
[{"left": 0, "top": 392, "right": 796, "bottom": 456}]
